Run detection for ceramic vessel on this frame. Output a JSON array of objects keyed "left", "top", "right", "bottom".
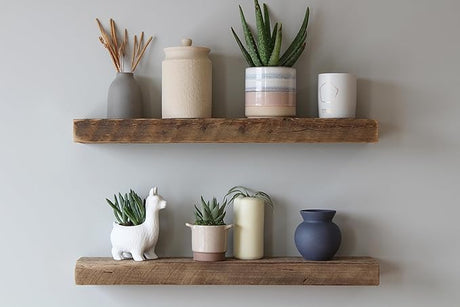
[
  {"left": 318, "top": 73, "right": 357, "bottom": 118},
  {"left": 233, "top": 197, "right": 264, "bottom": 259},
  {"left": 110, "top": 187, "right": 167, "bottom": 261},
  {"left": 162, "top": 38, "right": 212, "bottom": 118},
  {"left": 107, "top": 72, "right": 142, "bottom": 118},
  {"left": 245, "top": 67, "right": 296, "bottom": 117},
  {"left": 294, "top": 209, "right": 341, "bottom": 261},
  {"left": 185, "top": 223, "right": 233, "bottom": 261}
]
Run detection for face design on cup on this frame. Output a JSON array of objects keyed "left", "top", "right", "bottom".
[{"left": 319, "top": 82, "right": 339, "bottom": 104}]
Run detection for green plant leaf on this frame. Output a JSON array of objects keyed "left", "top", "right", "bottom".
[
  {"left": 254, "top": 191, "right": 275, "bottom": 208},
  {"left": 106, "top": 190, "right": 147, "bottom": 225},
  {"left": 231, "top": 27, "right": 255, "bottom": 67},
  {"left": 106, "top": 199, "right": 122, "bottom": 215},
  {"left": 268, "top": 24, "right": 282, "bottom": 66},
  {"left": 239, "top": 5, "right": 263, "bottom": 66},
  {"left": 194, "top": 196, "right": 227, "bottom": 225},
  {"left": 263, "top": 3, "right": 271, "bottom": 42},
  {"left": 194, "top": 205, "right": 203, "bottom": 218},
  {"left": 279, "top": 7, "right": 309, "bottom": 65},
  {"left": 281, "top": 42, "right": 306, "bottom": 67},
  {"left": 270, "top": 22, "right": 278, "bottom": 52},
  {"left": 255, "top": 0, "right": 270, "bottom": 65}
]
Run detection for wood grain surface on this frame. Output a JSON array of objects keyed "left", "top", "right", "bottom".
[
  {"left": 75, "top": 257, "right": 380, "bottom": 285},
  {"left": 73, "top": 118, "right": 378, "bottom": 143}
]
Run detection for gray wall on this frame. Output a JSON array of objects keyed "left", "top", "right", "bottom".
[{"left": 1, "top": 0, "right": 459, "bottom": 306}]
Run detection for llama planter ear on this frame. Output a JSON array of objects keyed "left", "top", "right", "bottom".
[{"left": 110, "top": 187, "right": 167, "bottom": 261}]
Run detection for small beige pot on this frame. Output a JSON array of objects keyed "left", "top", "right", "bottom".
[{"left": 185, "top": 223, "right": 233, "bottom": 261}]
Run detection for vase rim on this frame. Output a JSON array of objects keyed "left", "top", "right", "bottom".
[
  {"left": 300, "top": 209, "right": 336, "bottom": 221},
  {"left": 318, "top": 72, "right": 355, "bottom": 77},
  {"left": 300, "top": 209, "right": 336, "bottom": 213},
  {"left": 186, "top": 224, "right": 230, "bottom": 228},
  {"left": 246, "top": 66, "right": 296, "bottom": 72},
  {"left": 116, "top": 72, "right": 134, "bottom": 75}
]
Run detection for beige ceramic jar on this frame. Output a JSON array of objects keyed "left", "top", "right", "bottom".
[{"left": 162, "top": 38, "right": 212, "bottom": 118}]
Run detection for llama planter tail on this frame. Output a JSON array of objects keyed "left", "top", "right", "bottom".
[{"left": 110, "top": 187, "right": 166, "bottom": 261}]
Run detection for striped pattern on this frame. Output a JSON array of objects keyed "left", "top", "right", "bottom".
[{"left": 245, "top": 67, "right": 296, "bottom": 93}]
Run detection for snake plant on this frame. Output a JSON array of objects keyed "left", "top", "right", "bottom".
[
  {"left": 194, "top": 197, "right": 227, "bottom": 226},
  {"left": 106, "top": 190, "right": 145, "bottom": 226},
  {"left": 231, "top": 0, "right": 310, "bottom": 67}
]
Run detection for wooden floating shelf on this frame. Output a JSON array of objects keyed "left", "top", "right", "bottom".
[
  {"left": 73, "top": 118, "right": 378, "bottom": 143},
  {"left": 75, "top": 256, "right": 379, "bottom": 286}
]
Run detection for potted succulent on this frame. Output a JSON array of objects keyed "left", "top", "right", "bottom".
[
  {"left": 231, "top": 0, "right": 310, "bottom": 117},
  {"left": 106, "top": 188, "right": 166, "bottom": 261},
  {"left": 225, "top": 186, "right": 274, "bottom": 260},
  {"left": 186, "top": 197, "right": 232, "bottom": 261}
]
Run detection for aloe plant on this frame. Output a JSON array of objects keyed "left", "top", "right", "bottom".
[
  {"left": 225, "top": 186, "right": 274, "bottom": 207},
  {"left": 231, "top": 0, "right": 309, "bottom": 67},
  {"left": 194, "top": 197, "right": 227, "bottom": 226},
  {"left": 106, "top": 190, "right": 145, "bottom": 226}
]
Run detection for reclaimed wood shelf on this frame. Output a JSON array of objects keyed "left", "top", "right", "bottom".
[
  {"left": 73, "top": 118, "right": 378, "bottom": 143},
  {"left": 75, "top": 256, "right": 379, "bottom": 286}
]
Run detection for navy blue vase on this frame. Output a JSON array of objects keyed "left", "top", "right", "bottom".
[{"left": 294, "top": 209, "right": 342, "bottom": 261}]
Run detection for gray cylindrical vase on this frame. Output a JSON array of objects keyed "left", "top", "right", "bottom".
[{"left": 107, "top": 72, "right": 142, "bottom": 118}]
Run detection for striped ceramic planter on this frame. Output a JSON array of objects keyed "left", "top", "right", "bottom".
[{"left": 245, "top": 67, "right": 296, "bottom": 117}]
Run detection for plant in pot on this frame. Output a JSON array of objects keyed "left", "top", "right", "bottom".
[
  {"left": 186, "top": 197, "right": 232, "bottom": 261},
  {"left": 231, "top": 0, "right": 310, "bottom": 117},
  {"left": 106, "top": 188, "right": 166, "bottom": 261},
  {"left": 225, "top": 186, "right": 274, "bottom": 260}
]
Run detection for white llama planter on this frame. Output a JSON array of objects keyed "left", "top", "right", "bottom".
[{"left": 110, "top": 187, "right": 166, "bottom": 261}]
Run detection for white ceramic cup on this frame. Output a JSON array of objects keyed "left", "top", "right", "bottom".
[{"left": 318, "top": 73, "right": 357, "bottom": 118}]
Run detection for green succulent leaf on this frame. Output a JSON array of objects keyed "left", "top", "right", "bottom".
[
  {"left": 239, "top": 5, "right": 263, "bottom": 66},
  {"left": 232, "top": 2, "right": 309, "bottom": 67},
  {"left": 279, "top": 7, "right": 309, "bottom": 65},
  {"left": 193, "top": 196, "right": 227, "bottom": 225},
  {"left": 270, "top": 22, "right": 278, "bottom": 52},
  {"left": 106, "top": 199, "right": 121, "bottom": 215},
  {"left": 106, "top": 190, "right": 146, "bottom": 225},
  {"left": 263, "top": 3, "right": 271, "bottom": 42},
  {"left": 281, "top": 42, "right": 306, "bottom": 67},
  {"left": 268, "top": 24, "right": 282, "bottom": 66},
  {"left": 231, "top": 27, "right": 255, "bottom": 66},
  {"left": 255, "top": 0, "right": 270, "bottom": 65}
]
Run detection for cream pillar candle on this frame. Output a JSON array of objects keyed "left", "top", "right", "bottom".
[{"left": 233, "top": 197, "right": 265, "bottom": 259}]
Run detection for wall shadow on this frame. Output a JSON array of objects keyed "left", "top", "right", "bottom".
[
  {"left": 210, "top": 53, "right": 246, "bottom": 118},
  {"left": 137, "top": 75, "right": 162, "bottom": 118}
]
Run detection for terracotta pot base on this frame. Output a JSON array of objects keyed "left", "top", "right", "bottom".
[{"left": 193, "top": 252, "right": 226, "bottom": 261}]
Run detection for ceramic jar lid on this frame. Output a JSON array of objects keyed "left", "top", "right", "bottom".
[{"left": 164, "top": 38, "right": 210, "bottom": 60}]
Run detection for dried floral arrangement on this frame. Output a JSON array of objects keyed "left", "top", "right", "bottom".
[{"left": 96, "top": 18, "right": 153, "bottom": 72}]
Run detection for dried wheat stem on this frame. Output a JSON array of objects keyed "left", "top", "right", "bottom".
[
  {"left": 119, "top": 29, "right": 128, "bottom": 72},
  {"left": 131, "top": 35, "right": 138, "bottom": 71},
  {"left": 110, "top": 19, "right": 118, "bottom": 52},
  {"left": 137, "top": 32, "right": 144, "bottom": 56},
  {"left": 99, "top": 36, "right": 120, "bottom": 72},
  {"left": 96, "top": 18, "right": 120, "bottom": 72},
  {"left": 132, "top": 36, "right": 153, "bottom": 72}
]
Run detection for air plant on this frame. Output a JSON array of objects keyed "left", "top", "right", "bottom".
[
  {"left": 225, "top": 186, "right": 274, "bottom": 207},
  {"left": 96, "top": 18, "right": 153, "bottom": 72},
  {"left": 106, "top": 190, "right": 146, "bottom": 226},
  {"left": 193, "top": 197, "right": 228, "bottom": 226},
  {"left": 231, "top": 0, "right": 310, "bottom": 67}
]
